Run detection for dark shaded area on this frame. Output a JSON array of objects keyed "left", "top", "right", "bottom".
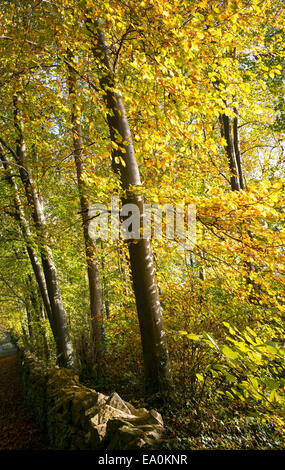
[{"left": 0, "top": 353, "right": 50, "bottom": 450}]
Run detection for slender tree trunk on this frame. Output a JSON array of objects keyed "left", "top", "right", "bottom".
[
  {"left": 198, "top": 250, "right": 206, "bottom": 281},
  {"left": 220, "top": 110, "right": 258, "bottom": 304},
  {"left": 25, "top": 303, "right": 34, "bottom": 340},
  {"left": 219, "top": 114, "right": 240, "bottom": 191},
  {"left": 233, "top": 108, "right": 245, "bottom": 190},
  {"left": 40, "top": 305, "right": 50, "bottom": 363},
  {"left": 88, "top": 20, "right": 173, "bottom": 397},
  {"left": 101, "top": 241, "right": 110, "bottom": 318},
  {"left": 0, "top": 143, "right": 57, "bottom": 339},
  {"left": 118, "top": 246, "right": 129, "bottom": 299},
  {"left": 67, "top": 63, "right": 105, "bottom": 371},
  {"left": 12, "top": 91, "right": 74, "bottom": 368},
  {"left": 27, "top": 273, "right": 50, "bottom": 361}
]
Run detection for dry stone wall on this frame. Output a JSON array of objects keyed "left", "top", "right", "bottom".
[{"left": 18, "top": 348, "right": 164, "bottom": 450}]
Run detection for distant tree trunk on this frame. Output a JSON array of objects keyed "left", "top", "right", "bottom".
[
  {"left": 27, "top": 273, "right": 50, "bottom": 361},
  {"left": 233, "top": 108, "right": 245, "bottom": 190},
  {"left": 220, "top": 109, "right": 258, "bottom": 304},
  {"left": 25, "top": 303, "right": 34, "bottom": 340},
  {"left": 88, "top": 19, "right": 173, "bottom": 398},
  {"left": 25, "top": 277, "right": 36, "bottom": 344},
  {"left": 40, "top": 305, "right": 50, "bottom": 363},
  {"left": 101, "top": 242, "right": 110, "bottom": 318},
  {"left": 118, "top": 246, "right": 129, "bottom": 299},
  {"left": 198, "top": 250, "right": 206, "bottom": 281},
  {"left": 0, "top": 143, "right": 56, "bottom": 340},
  {"left": 12, "top": 91, "right": 74, "bottom": 368},
  {"left": 219, "top": 114, "right": 240, "bottom": 191},
  {"left": 67, "top": 64, "right": 105, "bottom": 371}
]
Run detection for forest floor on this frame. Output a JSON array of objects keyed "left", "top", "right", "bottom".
[{"left": 0, "top": 352, "right": 50, "bottom": 450}]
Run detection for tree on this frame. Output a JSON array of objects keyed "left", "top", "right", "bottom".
[
  {"left": 0, "top": 88, "right": 74, "bottom": 368},
  {"left": 86, "top": 17, "right": 173, "bottom": 397},
  {"left": 67, "top": 58, "right": 105, "bottom": 373},
  {"left": 0, "top": 0, "right": 283, "bottom": 423}
]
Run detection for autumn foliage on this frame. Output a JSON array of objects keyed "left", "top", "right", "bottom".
[{"left": 0, "top": 0, "right": 284, "bottom": 449}]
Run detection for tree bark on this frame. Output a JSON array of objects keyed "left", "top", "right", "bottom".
[
  {"left": 220, "top": 114, "right": 240, "bottom": 191},
  {"left": 25, "top": 303, "right": 34, "bottom": 340},
  {"left": 12, "top": 91, "right": 74, "bottom": 368},
  {"left": 26, "top": 273, "right": 50, "bottom": 361},
  {"left": 220, "top": 110, "right": 258, "bottom": 304},
  {"left": 88, "top": 20, "right": 173, "bottom": 397},
  {"left": 233, "top": 108, "right": 245, "bottom": 190},
  {"left": 67, "top": 63, "right": 105, "bottom": 371},
  {"left": 0, "top": 143, "right": 56, "bottom": 338},
  {"left": 101, "top": 241, "right": 110, "bottom": 318}
]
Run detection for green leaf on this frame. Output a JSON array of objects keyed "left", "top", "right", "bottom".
[
  {"left": 204, "top": 333, "right": 219, "bottom": 350},
  {"left": 222, "top": 345, "right": 239, "bottom": 360},
  {"left": 187, "top": 333, "right": 200, "bottom": 341},
  {"left": 224, "top": 372, "right": 237, "bottom": 383},
  {"left": 223, "top": 321, "right": 236, "bottom": 335}
]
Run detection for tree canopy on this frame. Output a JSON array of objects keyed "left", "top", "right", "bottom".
[{"left": 0, "top": 0, "right": 284, "bottom": 449}]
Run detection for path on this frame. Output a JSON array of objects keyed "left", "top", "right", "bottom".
[{"left": 0, "top": 351, "right": 50, "bottom": 450}]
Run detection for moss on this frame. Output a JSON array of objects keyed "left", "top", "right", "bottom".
[{"left": 18, "top": 348, "right": 164, "bottom": 450}]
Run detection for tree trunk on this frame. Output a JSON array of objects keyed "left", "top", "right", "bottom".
[
  {"left": 67, "top": 63, "right": 105, "bottom": 371},
  {"left": 12, "top": 91, "right": 74, "bottom": 368},
  {"left": 27, "top": 273, "right": 50, "bottom": 361},
  {"left": 101, "top": 241, "right": 110, "bottom": 318},
  {"left": 88, "top": 20, "right": 173, "bottom": 397},
  {"left": 220, "top": 110, "right": 258, "bottom": 304},
  {"left": 25, "top": 303, "right": 34, "bottom": 340},
  {"left": 233, "top": 108, "right": 245, "bottom": 190},
  {"left": 220, "top": 114, "right": 240, "bottom": 191},
  {"left": 40, "top": 305, "right": 51, "bottom": 363},
  {"left": 0, "top": 143, "right": 57, "bottom": 339}
]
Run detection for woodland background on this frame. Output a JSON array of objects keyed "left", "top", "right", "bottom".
[{"left": 0, "top": 0, "right": 284, "bottom": 449}]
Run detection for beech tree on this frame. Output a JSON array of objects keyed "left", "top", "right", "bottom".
[
  {"left": 0, "top": 89, "right": 74, "bottom": 368},
  {"left": 0, "top": 0, "right": 284, "bottom": 419},
  {"left": 85, "top": 17, "right": 174, "bottom": 396},
  {"left": 67, "top": 59, "right": 105, "bottom": 373}
]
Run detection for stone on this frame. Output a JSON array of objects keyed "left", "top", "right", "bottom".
[
  {"left": 149, "top": 409, "right": 164, "bottom": 426},
  {"left": 85, "top": 393, "right": 108, "bottom": 417},
  {"left": 125, "top": 409, "right": 163, "bottom": 427},
  {"left": 105, "top": 423, "right": 148, "bottom": 450},
  {"left": 18, "top": 348, "right": 164, "bottom": 451},
  {"left": 106, "top": 392, "right": 134, "bottom": 415},
  {"left": 90, "top": 404, "right": 135, "bottom": 426},
  {"left": 72, "top": 392, "right": 97, "bottom": 426},
  {"left": 88, "top": 423, "right": 107, "bottom": 447}
]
